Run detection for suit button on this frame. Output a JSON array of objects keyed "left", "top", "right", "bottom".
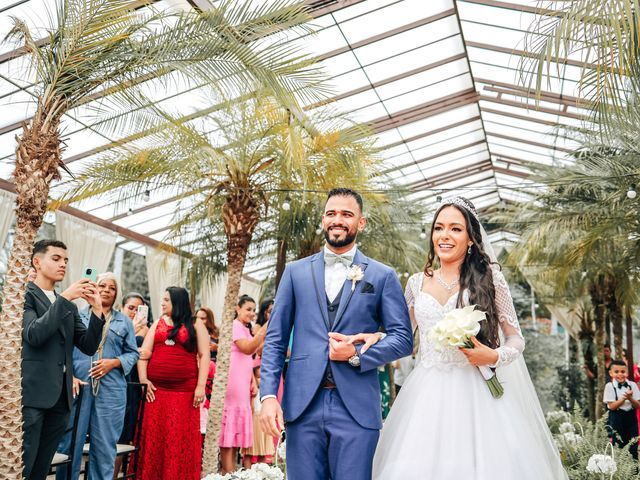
[
  {"left": 58, "top": 362, "right": 63, "bottom": 366},
  {"left": 328, "top": 306, "right": 336, "bottom": 312}
]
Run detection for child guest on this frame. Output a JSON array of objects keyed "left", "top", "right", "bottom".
[{"left": 604, "top": 359, "right": 640, "bottom": 458}]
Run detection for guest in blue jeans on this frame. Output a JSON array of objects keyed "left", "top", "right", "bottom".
[{"left": 57, "top": 272, "right": 139, "bottom": 480}]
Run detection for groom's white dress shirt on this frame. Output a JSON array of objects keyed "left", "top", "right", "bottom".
[{"left": 324, "top": 244, "right": 357, "bottom": 302}]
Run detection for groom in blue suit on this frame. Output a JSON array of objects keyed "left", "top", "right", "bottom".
[{"left": 260, "top": 188, "right": 413, "bottom": 480}]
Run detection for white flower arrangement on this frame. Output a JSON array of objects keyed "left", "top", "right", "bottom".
[
  {"left": 586, "top": 454, "right": 617, "bottom": 475},
  {"left": 559, "top": 432, "right": 582, "bottom": 446},
  {"left": 202, "top": 463, "right": 284, "bottom": 480},
  {"left": 546, "top": 410, "right": 571, "bottom": 424},
  {"left": 428, "top": 305, "right": 503, "bottom": 398},
  {"left": 345, "top": 265, "right": 364, "bottom": 292},
  {"left": 559, "top": 421, "right": 575, "bottom": 434}
]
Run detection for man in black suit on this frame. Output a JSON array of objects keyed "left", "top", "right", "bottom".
[{"left": 22, "top": 239, "right": 105, "bottom": 480}]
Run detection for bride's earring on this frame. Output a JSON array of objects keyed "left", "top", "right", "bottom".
[{"left": 467, "top": 245, "right": 472, "bottom": 255}]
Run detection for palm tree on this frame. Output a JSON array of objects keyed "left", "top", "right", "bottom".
[
  {"left": 0, "top": 0, "right": 325, "bottom": 475},
  {"left": 525, "top": 0, "right": 640, "bottom": 129},
  {"left": 498, "top": 146, "right": 640, "bottom": 416}
]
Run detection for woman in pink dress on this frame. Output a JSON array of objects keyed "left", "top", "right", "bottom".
[{"left": 220, "top": 295, "right": 268, "bottom": 474}]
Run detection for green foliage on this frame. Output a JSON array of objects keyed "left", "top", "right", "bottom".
[{"left": 546, "top": 409, "right": 640, "bottom": 479}]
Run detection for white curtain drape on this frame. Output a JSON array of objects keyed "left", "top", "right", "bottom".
[
  {"left": 55, "top": 211, "right": 118, "bottom": 290},
  {"left": 145, "top": 246, "right": 186, "bottom": 320},
  {"left": 200, "top": 273, "right": 263, "bottom": 325},
  {"left": 0, "top": 190, "right": 16, "bottom": 251}
]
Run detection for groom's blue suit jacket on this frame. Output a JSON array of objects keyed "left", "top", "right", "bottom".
[{"left": 260, "top": 249, "right": 413, "bottom": 430}]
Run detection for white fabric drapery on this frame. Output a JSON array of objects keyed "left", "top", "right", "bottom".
[
  {"left": 0, "top": 190, "right": 16, "bottom": 251},
  {"left": 200, "top": 273, "right": 263, "bottom": 325},
  {"left": 55, "top": 211, "right": 118, "bottom": 290},
  {"left": 145, "top": 246, "right": 186, "bottom": 320}
]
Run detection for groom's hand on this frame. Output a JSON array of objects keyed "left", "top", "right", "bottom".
[
  {"left": 260, "top": 398, "right": 284, "bottom": 438},
  {"left": 328, "top": 332, "right": 357, "bottom": 361}
]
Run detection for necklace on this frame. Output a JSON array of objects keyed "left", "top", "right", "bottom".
[{"left": 436, "top": 271, "right": 459, "bottom": 292}]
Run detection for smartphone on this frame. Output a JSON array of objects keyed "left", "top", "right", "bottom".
[
  {"left": 137, "top": 305, "right": 149, "bottom": 324},
  {"left": 82, "top": 267, "right": 98, "bottom": 282}
]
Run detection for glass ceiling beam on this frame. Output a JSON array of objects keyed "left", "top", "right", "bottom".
[
  {"left": 406, "top": 159, "right": 494, "bottom": 190},
  {"left": 308, "top": 52, "right": 468, "bottom": 109},
  {"left": 479, "top": 94, "right": 587, "bottom": 121},
  {"left": 0, "top": 0, "right": 161, "bottom": 64},
  {"left": 466, "top": 41, "right": 598, "bottom": 70},
  {"left": 458, "top": 0, "right": 556, "bottom": 16},
  {"left": 476, "top": 77, "right": 586, "bottom": 107},
  {"left": 304, "top": 0, "right": 370, "bottom": 17},
  {"left": 318, "top": 8, "right": 456, "bottom": 60},
  {"left": 0, "top": 177, "right": 171, "bottom": 250},
  {"left": 370, "top": 88, "right": 480, "bottom": 134},
  {"left": 487, "top": 130, "right": 574, "bottom": 154},
  {"left": 382, "top": 115, "right": 481, "bottom": 150},
  {"left": 382, "top": 137, "right": 487, "bottom": 174}
]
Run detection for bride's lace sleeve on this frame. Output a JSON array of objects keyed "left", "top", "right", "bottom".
[
  {"left": 404, "top": 273, "right": 421, "bottom": 308},
  {"left": 492, "top": 268, "right": 525, "bottom": 369}
]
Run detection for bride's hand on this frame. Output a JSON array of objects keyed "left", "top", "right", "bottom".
[{"left": 459, "top": 337, "right": 499, "bottom": 366}]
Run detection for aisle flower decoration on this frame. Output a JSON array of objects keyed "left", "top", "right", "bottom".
[
  {"left": 202, "top": 463, "right": 284, "bottom": 480},
  {"left": 427, "top": 305, "right": 504, "bottom": 398},
  {"left": 586, "top": 454, "right": 617, "bottom": 477}
]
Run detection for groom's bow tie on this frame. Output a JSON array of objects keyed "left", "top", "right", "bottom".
[{"left": 324, "top": 251, "right": 354, "bottom": 267}]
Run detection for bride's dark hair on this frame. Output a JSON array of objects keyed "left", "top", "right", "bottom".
[{"left": 423, "top": 197, "right": 500, "bottom": 349}]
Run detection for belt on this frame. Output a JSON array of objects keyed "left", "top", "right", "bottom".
[{"left": 323, "top": 380, "right": 336, "bottom": 389}]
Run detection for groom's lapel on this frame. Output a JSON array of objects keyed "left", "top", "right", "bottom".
[
  {"left": 331, "top": 251, "right": 369, "bottom": 331},
  {"left": 310, "top": 253, "right": 331, "bottom": 331}
]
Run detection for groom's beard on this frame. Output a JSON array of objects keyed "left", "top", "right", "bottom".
[{"left": 324, "top": 227, "right": 357, "bottom": 248}]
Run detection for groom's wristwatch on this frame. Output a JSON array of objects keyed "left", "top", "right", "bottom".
[{"left": 348, "top": 353, "right": 361, "bottom": 367}]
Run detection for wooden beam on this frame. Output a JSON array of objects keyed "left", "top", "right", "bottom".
[
  {"left": 407, "top": 159, "right": 493, "bottom": 190},
  {"left": 466, "top": 40, "right": 598, "bottom": 70},
  {"left": 479, "top": 94, "right": 588, "bottom": 121},
  {"left": 382, "top": 137, "right": 487, "bottom": 175},
  {"left": 486, "top": 130, "right": 574, "bottom": 153},
  {"left": 0, "top": 178, "right": 172, "bottom": 251},
  {"left": 380, "top": 115, "right": 482, "bottom": 151},
  {"left": 371, "top": 89, "right": 480, "bottom": 134},
  {"left": 318, "top": 9, "right": 456, "bottom": 60}
]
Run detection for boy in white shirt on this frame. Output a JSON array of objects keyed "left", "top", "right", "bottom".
[{"left": 604, "top": 359, "right": 640, "bottom": 458}]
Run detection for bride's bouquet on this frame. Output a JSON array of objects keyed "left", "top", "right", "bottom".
[{"left": 428, "top": 305, "right": 504, "bottom": 398}]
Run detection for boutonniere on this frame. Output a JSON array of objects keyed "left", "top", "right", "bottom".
[{"left": 346, "top": 264, "right": 365, "bottom": 292}]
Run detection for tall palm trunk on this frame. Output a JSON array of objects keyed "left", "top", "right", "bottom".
[
  {"left": 275, "top": 237, "right": 287, "bottom": 290},
  {"left": 590, "top": 276, "right": 607, "bottom": 419},
  {"left": 202, "top": 190, "right": 261, "bottom": 475},
  {"left": 604, "top": 275, "right": 623, "bottom": 359},
  {"left": 0, "top": 106, "right": 62, "bottom": 478}
]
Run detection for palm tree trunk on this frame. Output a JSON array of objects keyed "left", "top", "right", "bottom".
[
  {"left": 202, "top": 191, "right": 260, "bottom": 475},
  {"left": 0, "top": 107, "right": 61, "bottom": 479},
  {"left": 275, "top": 237, "right": 287, "bottom": 290},
  {"left": 590, "top": 276, "right": 606, "bottom": 420},
  {"left": 604, "top": 276, "right": 623, "bottom": 359},
  {"left": 626, "top": 307, "right": 635, "bottom": 382}
]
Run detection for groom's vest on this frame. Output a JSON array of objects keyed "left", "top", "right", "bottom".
[{"left": 324, "top": 294, "right": 342, "bottom": 384}]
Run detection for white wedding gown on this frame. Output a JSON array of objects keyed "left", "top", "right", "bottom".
[{"left": 372, "top": 270, "right": 568, "bottom": 480}]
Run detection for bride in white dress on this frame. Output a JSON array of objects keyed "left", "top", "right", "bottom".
[{"left": 372, "top": 197, "right": 567, "bottom": 479}]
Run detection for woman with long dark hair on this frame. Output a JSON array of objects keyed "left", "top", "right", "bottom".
[
  {"left": 136, "top": 287, "right": 210, "bottom": 480},
  {"left": 372, "top": 197, "right": 567, "bottom": 479}
]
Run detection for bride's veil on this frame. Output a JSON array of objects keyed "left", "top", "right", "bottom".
[{"left": 479, "top": 222, "right": 563, "bottom": 465}]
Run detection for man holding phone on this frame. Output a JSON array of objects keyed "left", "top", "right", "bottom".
[{"left": 22, "top": 240, "right": 105, "bottom": 480}]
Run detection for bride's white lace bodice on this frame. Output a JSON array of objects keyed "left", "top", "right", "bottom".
[{"left": 405, "top": 269, "right": 524, "bottom": 370}]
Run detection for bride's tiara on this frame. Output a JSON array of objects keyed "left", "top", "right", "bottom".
[{"left": 439, "top": 196, "right": 480, "bottom": 221}]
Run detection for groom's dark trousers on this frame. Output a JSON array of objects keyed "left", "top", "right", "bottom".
[{"left": 260, "top": 250, "right": 413, "bottom": 480}]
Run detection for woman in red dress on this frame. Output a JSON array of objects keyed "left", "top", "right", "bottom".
[{"left": 136, "top": 286, "right": 210, "bottom": 480}]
